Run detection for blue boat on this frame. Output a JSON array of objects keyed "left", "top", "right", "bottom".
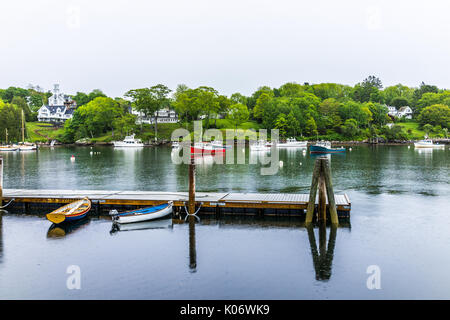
[{"left": 310, "top": 141, "right": 346, "bottom": 154}]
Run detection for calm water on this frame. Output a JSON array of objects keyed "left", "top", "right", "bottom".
[{"left": 0, "top": 145, "right": 449, "bottom": 299}]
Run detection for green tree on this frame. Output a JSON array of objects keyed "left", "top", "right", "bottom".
[
  {"left": 274, "top": 113, "right": 288, "bottom": 137},
  {"left": 286, "top": 111, "right": 301, "bottom": 137},
  {"left": 422, "top": 124, "right": 433, "bottom": 137},
  {"left": 341, "top": 118, "right": 359, "bottom": 138},
  {"left": 227, "top": 103, "right": 249, "bottom": 129},
  {"left": 417, "top": 104, "right": 450, "bottom": 128}
]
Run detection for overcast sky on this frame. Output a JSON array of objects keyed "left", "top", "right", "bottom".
[{"left": 1, "top": 0, "right": 449, "bottom": 97}]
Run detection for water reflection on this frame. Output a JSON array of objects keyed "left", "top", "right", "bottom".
[
  {"left": 188, "top": 216, "right": 197, "bottom": 272},
  {"left": 306, "top": 223, "right": 337, "bottom": 281},
  {"left": 47, "top": 217, "right": 90, "bottom": 238}
]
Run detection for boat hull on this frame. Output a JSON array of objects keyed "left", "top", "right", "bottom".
[
  {"left": 115, "top": 202, "right": 173, "bottom": 224},
  {"left": 46, "top": 198, "right": 91, "bottom": 224},
  {"left": 414, "top": 143, "right": 445, "bottom": 148},
  {"left": 310, "top": 145, "right": 346, "bottom": 153}
]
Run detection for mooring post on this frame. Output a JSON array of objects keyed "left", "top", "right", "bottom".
[
  {"left": 321, "top": 158, "right": 339, "bottom": 225},
  {"left": 0, "top": 156, "right": 3, "bottom": 206},
  {"left": 306, "top": 157, "right": 321, "bottom": 223},
  {"left": 188, "top": 156, "right": 196, "bottom": 215},
  {"left": 318, "top": 174, "right": 327, "bottom": 223},
  {"left": 306, "top": 157, "right": 339, "bottom": 225}
]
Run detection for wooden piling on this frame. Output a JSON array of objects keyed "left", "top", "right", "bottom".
[
  {"left": 321, "top": 158, "right": 339, "bottom": 225},
  {"left": 188, "top": 156, "right": 196, "bottom": 215},
  {"left": 305, "top": 158, "right": 321, "bottom": 223},
  {"left": 306, "top": 157, "right": 339, "bottom": 225},
  {"left": 0, "top": 156, "right": 3, "bottom": 206}
]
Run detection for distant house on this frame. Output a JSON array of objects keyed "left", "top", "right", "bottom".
[
  {"left": 132, "top": 108, "right": 179, "bottom": 124},
  {"left": 37, "top": 84, "right": 76, "bottom": 123},
  {"left": 386, "top": 105, "right": 413, "bottom": 119},
  {"left": 397, "top": 106, "right": 413, "bottom": 119},
  {"left": 387, "top": 106, "right": 398, "bottom": 117}
]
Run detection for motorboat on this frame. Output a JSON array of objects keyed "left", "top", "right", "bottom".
[
  {"left": 113, "top": 134, "right": 144, "bottom": 147},
  {"left": 250, "top": 140, "right": 271, "bottom": 151},
  {"left": 18, "top": 143, "right": 38, "bottom": 151},
  {"left": 191, "top": 142, "right": 225, "bottom": 155},
  {"left": 310, "top": 141, "right": 346, "bottom": 153},
  {"left": 270, "top": 138, "right": 308, "bottom": 148},
  {"left": 414, "top": 139, "right": 445, "bottom": 148}
]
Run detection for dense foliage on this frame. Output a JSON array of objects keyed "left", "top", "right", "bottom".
[{"left": 1, "top": 76, "right": 449, "bottom": 143}]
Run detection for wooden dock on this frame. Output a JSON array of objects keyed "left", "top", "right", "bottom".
[{"left": 1, "top": 188, "right": 351, "bottom": 217}]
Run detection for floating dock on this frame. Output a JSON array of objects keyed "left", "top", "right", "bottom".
[{"left": 1, "top": 189, "right": 351, "bottom": 217}]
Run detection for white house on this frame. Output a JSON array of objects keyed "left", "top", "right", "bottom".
[
  {"left": 386, "top": 105, "right": 413, "bottom": 119},
  {"left": 397, "top": 106, "right": 413, "bottom": 119},
  {"left": 132, "top": 108, "right": 179, "bottom": 124},
  {"left": 37, "top": 84, "right": 76, "bottom": 123}
]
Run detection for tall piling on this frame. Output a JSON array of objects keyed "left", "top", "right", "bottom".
[
  {"left": 188, "top": 156, "right": 196, "bottom": 215},
  {"left": 0, "top": 156, "right": 3, "bottom": 206},
  {"left": 306, "top": 157, "right": 339, "bottom": 225}
]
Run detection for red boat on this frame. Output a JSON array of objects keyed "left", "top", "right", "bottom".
[{"left": 190, "top": 142, "right": 226, "bottom": 155}]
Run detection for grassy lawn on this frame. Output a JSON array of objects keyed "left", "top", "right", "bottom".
[
  {"left": 26, "top": 122, "right": 65, "bottom": 142},
  {"left": 396, "top": 121, "right": 426, "bottom": 139}
]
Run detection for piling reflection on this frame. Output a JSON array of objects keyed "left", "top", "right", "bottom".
[
  {"left": 188, "top": 215, "right": 197, "bottom": 272},
  {"left": 306, "top": 223, "right": 337, "bottom": 281},
  {"left": 47, "top": 217, "right": 90, "bottom": 238}
]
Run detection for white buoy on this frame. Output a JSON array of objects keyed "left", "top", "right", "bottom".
[
  {"left": 299, "top": 162, "right": 302, "bottom": 166},
  {"left": 90, "top": 151, "right": 93, "bottom": 156},
  {"left": 70, "top": 155, "right": 75, "bottom": 162},
  {"left": 349, "top": 147, "right": 352, "bottom": 151},
  {"left": 279, "top": 160, "right": 283, "bottom": 168},
  {"left": 408, "top": 146, "right": 410, "bottom": 149}
]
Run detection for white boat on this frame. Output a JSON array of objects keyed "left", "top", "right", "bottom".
[
  {"left": 18, "top": 143, "right": 38, "bottom": 151},
  {"left": 0, "top": 146, "right": 18, "bottom": 152},
  {"left": 172, "top": 141, "right": 180, "bottom": 148},
  {"left": 250, "top": 140, "right": 271, "bottom": 151},
  {"left": 271, "top": 138, "right": 308, "bottom": 148},
  {"left": 414, "top": 139, "right": 445, "bottom": 148},
  {"left": 113, "top": 134, "right": 144, "bottom": 147},
  {"left": 110, "top": 201, "right": 173, "bottom": 224},
  {"left": 211, "top": 140, "right": 232, "bottom": 149}
]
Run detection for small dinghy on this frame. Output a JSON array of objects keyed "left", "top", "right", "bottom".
[
  {"left": 110, "top": 201, "right": 173, "bottom": 224},
  {"left": 46, "top": 198, "right": 91, "bottom": 224}
]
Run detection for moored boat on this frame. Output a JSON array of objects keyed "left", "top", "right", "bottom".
[
  {"left": 0, "top": 146, "right": 18, "bottom": 152},
  {"left": 310, "top": 141, "right": 346, "bottom": 153},
  {"left": 270, "top": 138, "right": 308, "bottom": 148},
  {"left": 110, "top": 201, "right": 173, "bottom": 224},
  {"left": 414, "top": 139, "right": 445, "bottom": 148},
  {"left": 250, "top": 140, "right": 271, "bottom": 151},
  {"left": 191, "top": 142, "right": 225, "bottom": 155},
  {"left": 46, "top": 197, "right": 91, "bottom": 224},
  {"left": 113, "top": 134, "right": 144, "bottom": 147}
]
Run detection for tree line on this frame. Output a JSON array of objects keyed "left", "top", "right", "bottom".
[{"left": 0, "top": 76, "right": 449, "bottom": 143}]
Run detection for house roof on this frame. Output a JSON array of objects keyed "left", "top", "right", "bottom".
[{"left": 398, "top": 106, "right": 412, "bottom": 113}]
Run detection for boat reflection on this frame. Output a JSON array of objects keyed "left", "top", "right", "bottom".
[
  {"left": 110, "top": 217, "right": 173, "bottom": 234},
  {"left": 306, "top": 223, "right": 337, "bottom": 281},
  {"left": 188, "top": 215, "right": 197, "bottom": 272},
  {"left": 47, "top": 217, "right": 90, "bottom": 238}
]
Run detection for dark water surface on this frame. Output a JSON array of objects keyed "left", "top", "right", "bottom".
[{"left": 0, "top": 145, "right": 449, "bottom": 299}]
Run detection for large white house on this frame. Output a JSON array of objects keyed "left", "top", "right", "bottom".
[
  {"left": 386, "top": 105, "right": 413, "bottom": 119},
  {"left": 37, "top": 84, "right": 77, "bottom": 123},
  {"left": 132, "top": 108, "right": 179, "bottom": 124}
]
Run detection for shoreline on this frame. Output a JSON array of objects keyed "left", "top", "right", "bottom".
[{"left": 35, "top": 140, "right": 450, "bottom": 147}]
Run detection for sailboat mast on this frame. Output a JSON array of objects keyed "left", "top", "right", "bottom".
[
  {"left": 5, "top": 128, "right": 8, "bottom": 145},
  {"left": 22, "top": 109, "right": 25, "bottom": 143}
]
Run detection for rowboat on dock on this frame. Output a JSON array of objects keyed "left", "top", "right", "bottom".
[
  {"left": 110, "top": 201, "right": 173, "bottom": 224},
  {"left": 46, "top": 197, "right": 92, "bottom": 224},
  {"left": 310, "top": 141, "right": 346, "bottom": 154}
]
